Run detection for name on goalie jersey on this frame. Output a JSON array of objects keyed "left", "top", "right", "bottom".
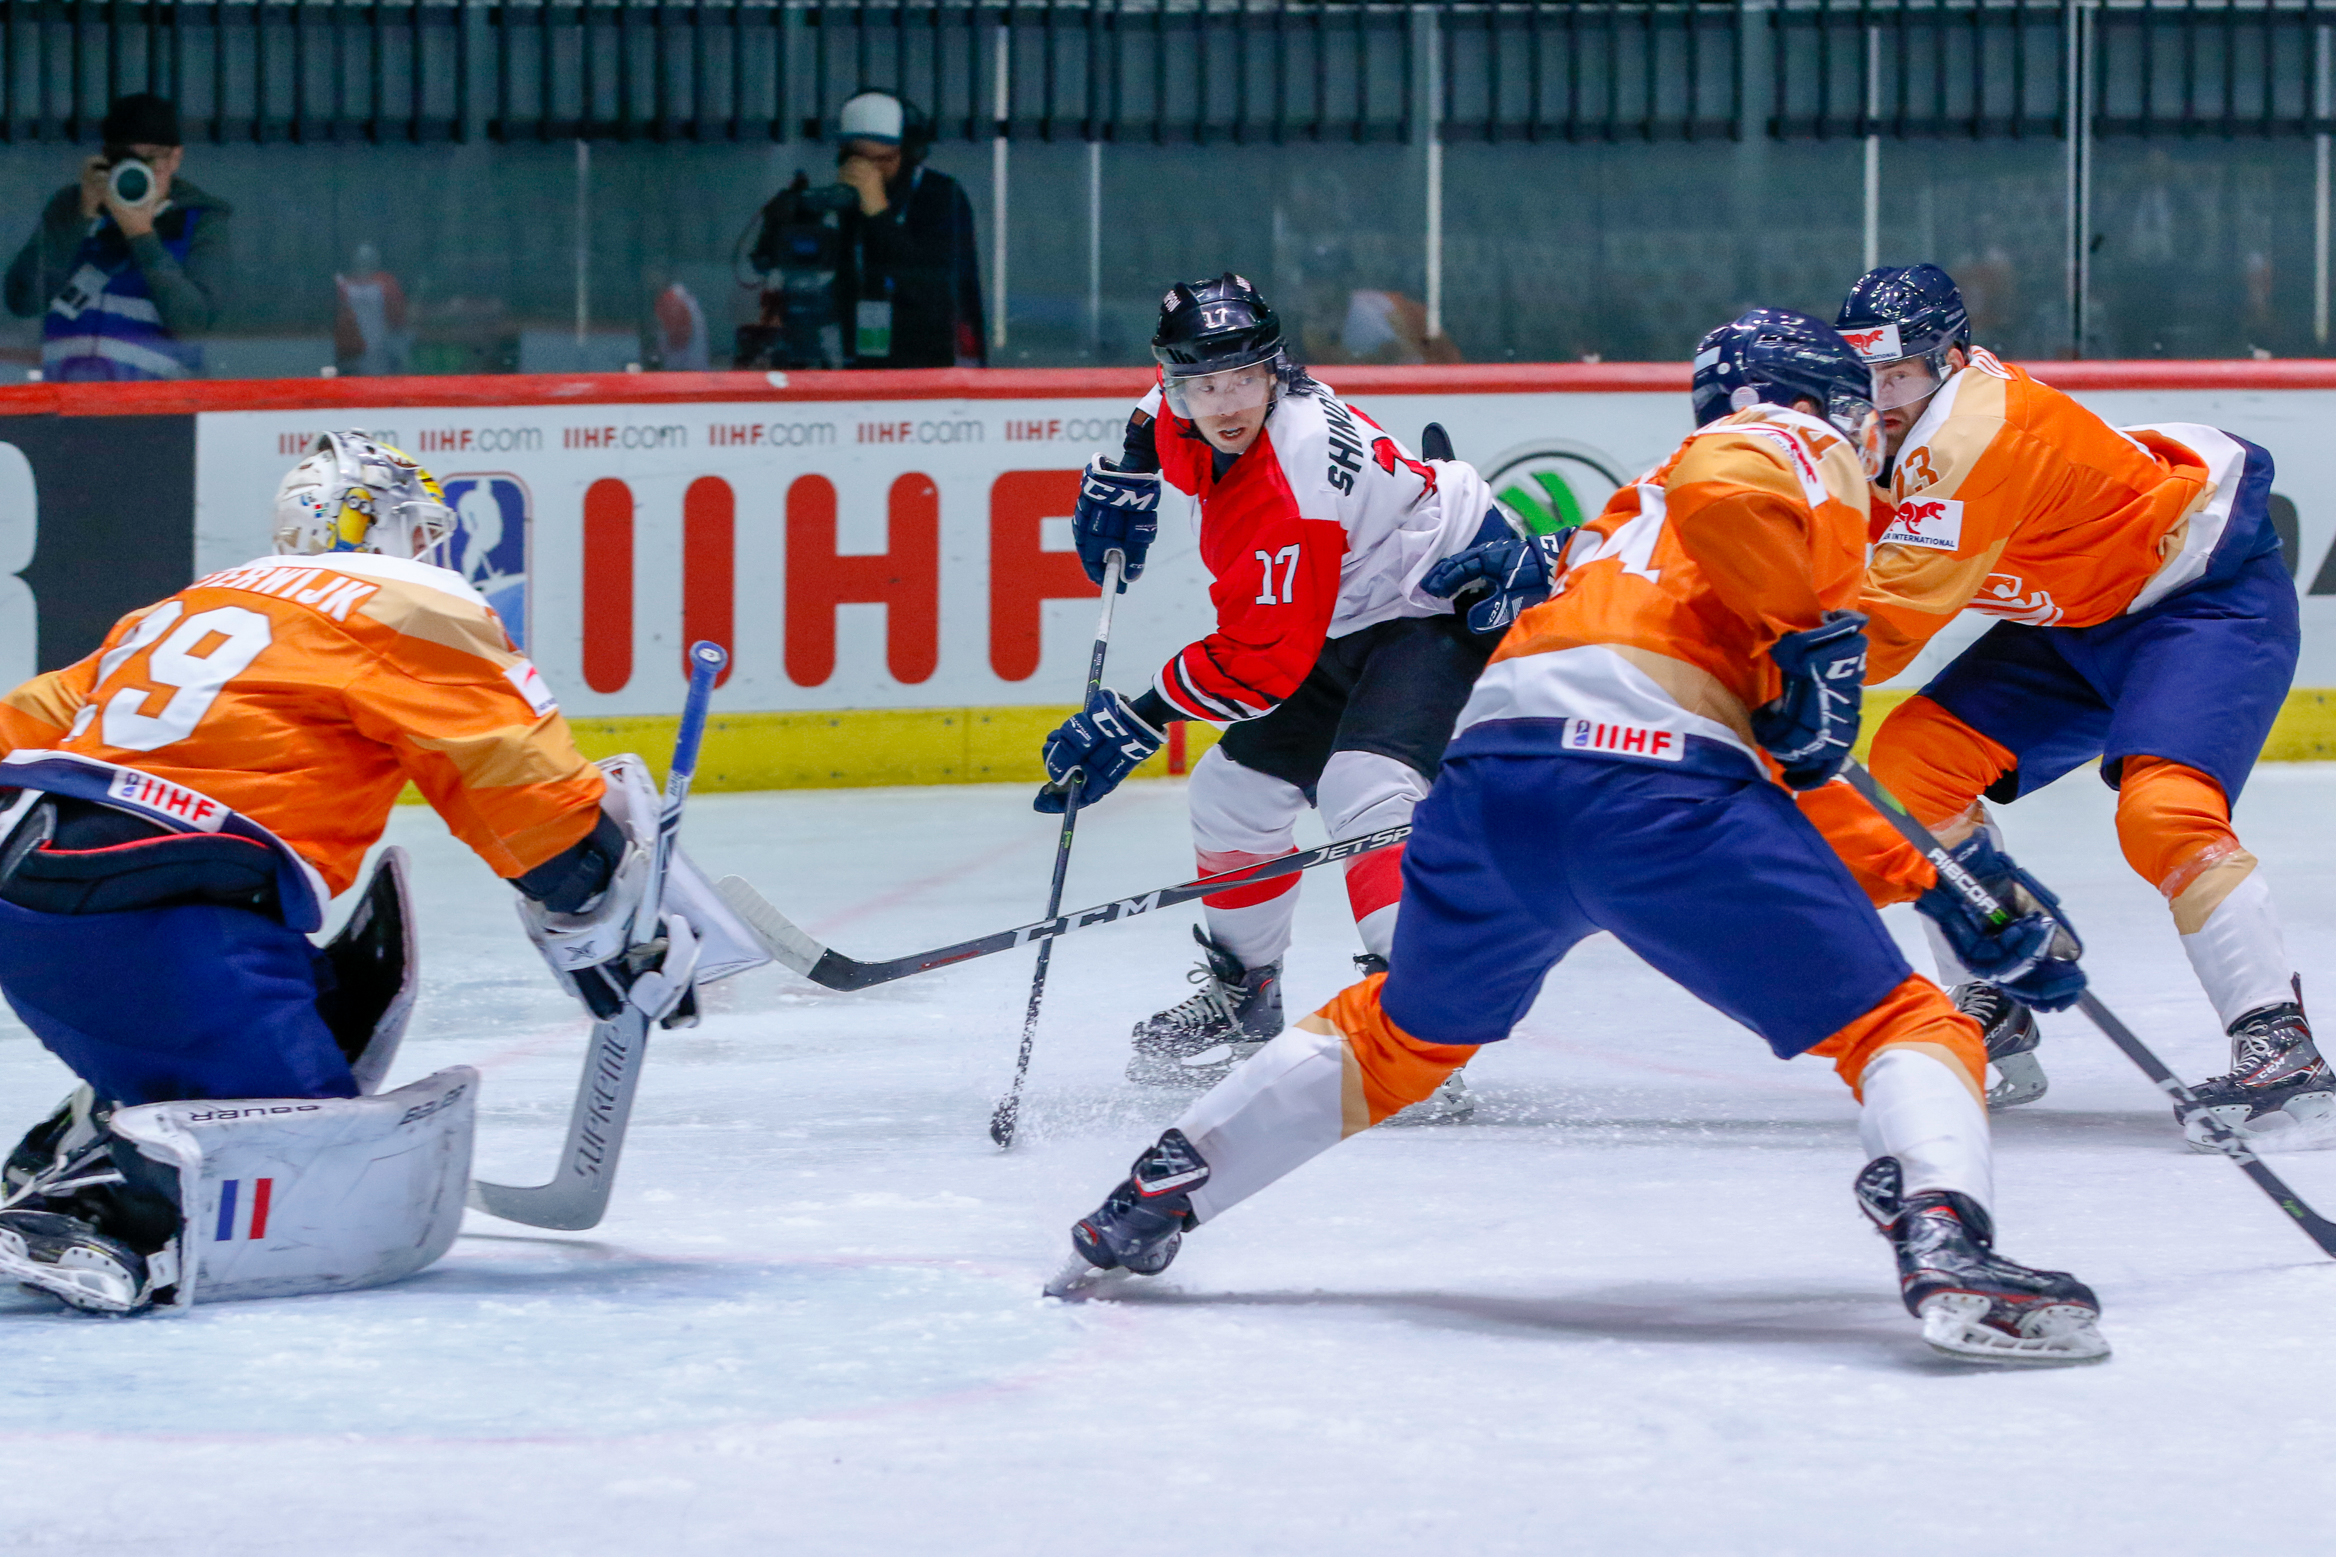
[
  {"left": 1881, "top": 496, "right": 1964, "bottom": 552},
  {"left": 1565, "top": 718, "right": 1683, "bottom": 762}
]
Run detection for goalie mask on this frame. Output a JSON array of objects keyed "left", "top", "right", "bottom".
[{"left": 272, "top": 431, "right": 455, "bottom": 564}]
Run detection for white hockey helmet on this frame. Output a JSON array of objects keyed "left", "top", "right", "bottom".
[{"left": 272, "top": 431, "right": 455, "bottom": 563}]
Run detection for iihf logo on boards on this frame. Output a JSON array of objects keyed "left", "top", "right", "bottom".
[
  {"left": 1482, "top": 442, "right": 1628, "bottom": 536},
  {"left": 439, "top": 474, "right": 532, "bottom": 650}
]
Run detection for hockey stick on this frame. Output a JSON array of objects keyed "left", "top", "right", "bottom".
[
  {"left": 989, "top": 550, "right": 1125, "bottom": 1148},
  {"left": 470, "top": 639, "right": 728, "bottom": 1231},
  {"left": 716, "top": 823, "right": 1409, "bottom": 994},
  {"left": 1840, "top": 760, "right": 2336, "bottom": 1258}
]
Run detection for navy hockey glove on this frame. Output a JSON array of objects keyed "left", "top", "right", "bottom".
[
  {"left": 1422, "top": 510, "right": 1571, "bottom": 637},
  {"left": 1073, "top": 455, "right": 1160, "bottom": 591},
  {"left": 1915, "top": 829, "right": 2087, "bottom": 1012},
  {"left": 1752, "top": 611, "right": 1868, "bottom": 790},
  {"left": 1035, "top": 687, "right": 1164, "bottom": 813}
]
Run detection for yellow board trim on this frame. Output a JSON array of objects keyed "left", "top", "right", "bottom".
[{"left": 396, "top": 686, "right": 2336, "bottom": 799}]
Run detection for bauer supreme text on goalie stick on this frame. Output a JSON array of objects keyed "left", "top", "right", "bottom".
[
  {"left": 470, "top": 639, "right": 727, "bottom": 1231},
  {"left": 991, "top": 550, "right": 1125, "bottom": 1149},
  {"left": 1841, "top": 760, "right": 2336, "bottom": 1259}
]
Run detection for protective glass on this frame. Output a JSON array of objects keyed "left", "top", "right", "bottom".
[
  {"left": 1870, "top": 351, "right": 1948, "bottom": 411},
  {"left": 1829, "top": 393, "right": 1886, "bottom": 481},
  {"left": 1163, "top": 361, "right": 1277, "bottom": 420}
]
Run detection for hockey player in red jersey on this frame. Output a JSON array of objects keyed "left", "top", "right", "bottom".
[
  {"left": 0, "top": 433, "right": 755, "bottom": 1314},
  {"left": 1042, "top": 275, "right": 1553, "bottom": 1115},
  {"left": 1049, "top": 311, "right": 2109, "bottom": 1365},
  {"left": 1836, "top": 266, "right": 2317, "bottom": 1143}
]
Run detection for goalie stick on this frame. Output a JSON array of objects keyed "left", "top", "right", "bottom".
[
  {"left": 470, "top": 639, "right": 727, "bottom": 1232},
  {"left": 714, "top": 823, "right": 1411, "bottom": 994},
  {"left": 1841, "top": 760, "right": 2336, "bottom": 1259},
  {"left": 990, "top": 550, "right": 1124, "bottom": 1150}
]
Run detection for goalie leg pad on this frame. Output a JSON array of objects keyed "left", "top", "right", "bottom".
[{"left": 108, "top": 1066, "right": 477, "bottom": 1308}]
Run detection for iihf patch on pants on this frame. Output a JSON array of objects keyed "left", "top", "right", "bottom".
[{"left": 1563, "top": 717, "right": 1686, "bottom": 761}]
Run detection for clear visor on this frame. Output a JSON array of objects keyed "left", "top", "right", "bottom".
[
  {"left": 1829, "top": 393, "right": 1885, "bottom": 482},
  {"left": 1163, "top": 360, "right": 1278, "bottom": 420},
  {"left": 1869, "top": 351, "right": 1947, "bottom": 412}
]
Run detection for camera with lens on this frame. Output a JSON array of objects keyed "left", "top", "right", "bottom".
[
  {"left": 733, "top": 172, "right": 860, "bottom": 370},
  {"left": 104, "top": 153, "right": 159, "bottom": 210}
]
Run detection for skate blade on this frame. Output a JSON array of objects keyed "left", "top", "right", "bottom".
[
  {"left": 2183, "top": 1091, "right": 2336, "bottom": 1154},
  {"left": 1042, "top": 1253, "right": 1124, "bottom": 1301},
  {"left": 1917, "top": 1293, "right": 2110, "bottom": 1366},
  {"left": 1124, "top": 1043, "right": 1259, "bottom": 1090},
  {"left": 0, "top": 1245, "right": 142, "bottom": 1315},
  {"left": 1387, "top": 1076, "right": 1475, "bottom": 1126},
  {"left": 1985, "top": 1051, "right": 2049, "bottom": 1110}
]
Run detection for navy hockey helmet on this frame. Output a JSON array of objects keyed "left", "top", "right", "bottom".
[
  {"left": 1691, "top": 308, "right": 1882, "bottom": 477},
  {"left": 1834, "top": 264, "right": 1971, "bottom": 411},
  {"left": 1152, "top": 273, "right": 1288, "bottom": 419}
]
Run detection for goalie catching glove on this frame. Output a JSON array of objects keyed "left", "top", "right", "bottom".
[
  {"left": 1915, "top": 826, "right": 2086, "bottom": 1012},
  {"left": 1753, "top": 611, "right": 1869, "bottom": 789},
  {"left": 515, "top": 754, "right": 769, "bottom": 1024}
]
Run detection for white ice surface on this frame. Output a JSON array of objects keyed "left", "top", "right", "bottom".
[{"left": 4, "top": 768, "right": 2336, "bottom": 1554}]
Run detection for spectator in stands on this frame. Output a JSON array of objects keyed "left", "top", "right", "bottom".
[
  {"left": 643, "top": 262, "right": 711, "bottom": 371},
  {"left": 4, "top": 93, "right": 231, "bottom": 381},
  {"left": 334, "top": 243, "right": 410, "bottom": 377},
  {"left": 832, "top": 91, "right": 985, "bottom": 367}
]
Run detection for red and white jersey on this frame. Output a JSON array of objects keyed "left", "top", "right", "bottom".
[{"left": 1143, "top": 377, "right": 1493, "bottom": 722}]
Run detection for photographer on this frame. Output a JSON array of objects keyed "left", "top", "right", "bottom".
[
  {"left": 4, "top": 94, "right": 231, "bottom": 382},
  {"left": 832, "top": 91, "right": 985, "bottom": 368}
]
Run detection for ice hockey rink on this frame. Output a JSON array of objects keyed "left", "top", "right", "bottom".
[{"left": 4, "top": 766, "right": 2333, "bottom": 1556}]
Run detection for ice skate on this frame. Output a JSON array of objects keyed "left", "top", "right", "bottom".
[
  {"left": 0, "top": 1208, "right": 153, "bottom": 1315},
  {"left": 2177, "top": 998, "right": 2336, "bottom": 1151},
  {"left": 1126, "top": 927, "right": 1283, "bottom": 1088},
  {"left": 1045, "top": 1129, "right": 1208, "bottom": 1299},
  {"left": 1856, "top": 1157, "right": 2107, "bottom": 1365},
  {"left": 1954, "top": 982, "right": 2048, "bottom": 1109}
]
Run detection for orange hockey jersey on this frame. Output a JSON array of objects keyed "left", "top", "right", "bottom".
[
  {"left": 1862, "top": 348, "right": 2218, "bottom": 679},
  {"left": 1450, "top": 405, "right": 1936, "bottom": 905},
  {"left": 0, "top": 552, "right": 604, "bottom": 914}
]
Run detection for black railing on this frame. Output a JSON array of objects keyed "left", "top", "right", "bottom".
[{"left": 0, "top": 0, "right": 2331, "bottom": 148}]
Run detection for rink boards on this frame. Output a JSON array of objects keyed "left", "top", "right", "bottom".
[{"left": 3, "top": 362, "right": 2335, "bottom": 787}]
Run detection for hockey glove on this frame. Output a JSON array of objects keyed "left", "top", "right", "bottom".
[
  {"left": 1914, "top": 828, "right": 2087, "bottom": 1012},
  {"left": 1073, "top": 455, "right": 1160, "bottom": 590},
  {"left": 1752, "top": 611, "right": 1869, "bottom": 790},
  {"left": 1422, "top": 508, "right": 1571, "bottom": 638},
  {"left": 1035, "top": 687, "right": 1164, "bottom": 813}
]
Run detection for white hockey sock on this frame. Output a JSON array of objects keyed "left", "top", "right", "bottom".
[
  {"left": 2176, "top": 865, "right": 2295, "bottom": 1028},
  {"left": 1858, "top": 1046, "right": 1993, "bottom": 1211},
  {"left": 1178, "top": 1021, "right": 1355, "bottom": 1223},
  {"left": 1353, "top": 903, "right": 1399, "bottom": 960},
  {"left": 1204, "top": 894, "right": 1301, "bottom": 973},
  {"left": 1921, "top": 917, "right": 1977, "bottom": 990}
]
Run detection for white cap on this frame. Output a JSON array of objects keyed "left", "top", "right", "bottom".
[{"left": 838, "top": 91, "right": 906, "bottom": 145}]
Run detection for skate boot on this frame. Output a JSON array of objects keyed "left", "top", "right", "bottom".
[
  {"left": 1955, "top": 982, "right": 2047, "bottom": 1110},
  {"left": 1044, "top": 1129, "right": 1209, "bottom": 1299},
  {"left": 1350, "top": 954, "right": 1475, "bottom": 1124},
  {"left": 1126, "top": 927, "right": 1283, "bottom": 1088},
  {"left": 2177, "top": 991, "right": 2336, "bottom": 1151},
  {"left": 0, "top": 1209, "right": 152, "bottom": 1314},
  {"left": 1854, "top": 1156, "right": 2108, "bottom": 1365}
]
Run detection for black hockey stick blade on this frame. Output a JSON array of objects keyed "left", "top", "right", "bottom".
[
  {"left": 714, "top": 823, "right": 1412, "bottom": 994},
  {"left": 1841, "top": 761, "right": 2336, "bottom": 1259}
]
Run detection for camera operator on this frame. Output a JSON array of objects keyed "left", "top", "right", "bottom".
[
  {"left": 4, "top": 94, "right": 231, "bottom": 382},
  {"left": 832, "top": 91, "right": 985, "bottom": 368}
]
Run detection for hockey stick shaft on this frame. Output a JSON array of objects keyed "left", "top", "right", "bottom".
[
  {"left": 1840, "top": 760, "right": 2336, "bottom": 1257},
  {"left": 718, "top": 822, "right": 1412, "bottom": 995},
  {"left": 471, "top": 640, "right": 728, "bottom": 1231},
  {"left": 991, "top": 551, "right": 1122, "bottom": 1148}
]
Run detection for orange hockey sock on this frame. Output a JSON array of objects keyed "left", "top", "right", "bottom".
[
  {"left": 1307, "top": 974, "right": 1478, "bottom": 1130},
  {"left": 2114, "top": 756, "right": 2255, "bottom": 930},
  {"left": 1806, "top": 974, "right": 1986, "bottom": 1103},
  {"left": 1867, "top": 694, "right": 2017, "bottom": 839}
]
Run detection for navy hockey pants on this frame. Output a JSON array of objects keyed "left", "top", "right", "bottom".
[
  {"left": 1378, "top": 753, "right": 1915, "bottom": 1057},
  {"left": 0, "top": 898, "right": 357, "bottom": 1106}
]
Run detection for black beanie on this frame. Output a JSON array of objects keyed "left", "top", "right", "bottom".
[{"left": 100, "top": 93, "right": 181, "bottom": 148}]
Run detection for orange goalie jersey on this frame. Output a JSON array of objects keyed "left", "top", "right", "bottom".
[
  {"left": 1862, "top": 348, "right": 2213, "bottom": 680},
  {"left": 0, "top": 551, "right": 604, "bottom": 904}
]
